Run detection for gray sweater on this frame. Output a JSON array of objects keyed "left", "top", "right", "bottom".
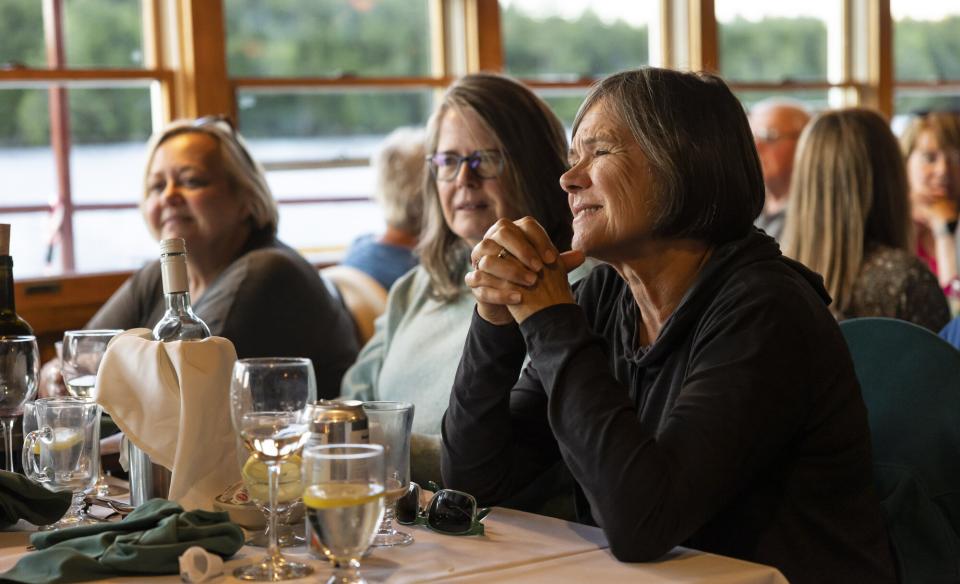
[{"left": 88, "top": 231, "right": 359, "bottom": 399}]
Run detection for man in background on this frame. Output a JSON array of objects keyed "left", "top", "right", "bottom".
[{"left": 750, "top": 99, "right": 811, "bottom": 241}]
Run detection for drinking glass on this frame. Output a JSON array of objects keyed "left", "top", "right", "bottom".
[
  {"left": 230, "top": 358, "right": 315, "bottom": 582},
  {"left": 236, "top": 434, "right": 305, "bottom": 548},
  {"left": 61, "top": 329, "right": 123, "bottom": 496},
  {"left": 22, "top": 397, "right": 101, "bottom": 528},
  {"left": 61, "top": 330, "right": 121, "bottom": 399},
  {"left": 363, "top": 401, "right": 414, "bottom": 547},
  {"left": 302, "top": 443, "right": 385, "bottom": 584},
  {"left": 0, "top": 336, "right": 39, "bottom": 471}
]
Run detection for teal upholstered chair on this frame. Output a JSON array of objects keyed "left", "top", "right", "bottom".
[{"left": 840, "top": 317, "right": 960, "bottom": 584}]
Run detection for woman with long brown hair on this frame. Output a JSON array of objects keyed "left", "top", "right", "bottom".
[{"left": 782, "top": 108, "right": 949, "bottom": 330}]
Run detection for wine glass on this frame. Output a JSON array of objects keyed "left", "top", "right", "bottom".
[
  {"left": 61, "top": 329, "right": 123, "bottom": 497},
  {"left": 230, "top": 357, "right": 315, "bottom": 582},
  {"left": 0, "top": 336, "right": 39, "bottom": 471},
  {"left": 61, "top": 330, "right": 121, "bottom": 399},
  {"left": 363, "top": 401, "right": 414, "bottom": 547},
  {"left": 235, "top": 433, "right": 305, "bottom": 548},
  {"left": 302, "top": 443, "right": 385, "bottom": 584}
]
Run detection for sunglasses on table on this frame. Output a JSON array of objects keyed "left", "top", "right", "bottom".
[{"left": 396, "top": 481, "right": 490, "bottom": 536}]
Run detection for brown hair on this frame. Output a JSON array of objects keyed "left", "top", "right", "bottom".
[
  {"left": 419, "top": 73, "right": 572, "bottom": 301},
  {"left": 782, "top": 108, "right": 909, "bottom": 315},
  {"left": 571, "top": 68, "right": 764, "bottom": 244}
]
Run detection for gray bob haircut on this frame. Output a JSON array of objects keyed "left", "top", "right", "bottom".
[
  {"left": 374, "top": 126, "right": 426, "bottom": 235},
  {"left": 572, "top": 68, "right": 764, "bottom": 244},
  {"left": 142, "top": 118, "right": 279, "bottom": 235}
]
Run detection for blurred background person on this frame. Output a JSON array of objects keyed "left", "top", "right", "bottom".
[
  {"left": 749, "top": 98, "right": 811, "bottom": 240},
  {"left": 900, "top": 111, "right": 960, "bottom": 301},
  {"left": 340, "top": 126, "right": 426, "bottom": 291},
  {"left": 341, "top": 73, "right": 589, "bottom": 493},
  {"left": 782, "top": 108, "right": 949, "bottom": 331},
  {"left": 43, "top": 117, "right": 359, "bottom": 400}
]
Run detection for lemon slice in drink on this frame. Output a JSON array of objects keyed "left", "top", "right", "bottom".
[
  {"left": 48, "top": 427, "right": 83, "bottom": 452},
  {"left": 303, "top": 483, "right": 384, "bottom": 509},
  {"left": 241, "top": 454, "right": 302, "bottom": 503}
]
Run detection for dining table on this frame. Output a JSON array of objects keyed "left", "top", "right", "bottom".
[{"left": 0, "top": 502, "right": 788, "bottom": 583}]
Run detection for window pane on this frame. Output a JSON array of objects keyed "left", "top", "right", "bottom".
[
  {"left": 0, "top": 212, "right": 52, "bottom": 278},
  {"left": 63, "top": 0, "right": 144, "bottom": 68},
  {"left": 736, "top": 90, "right": 829, "bottom": 113},
  {"left": 73, "top": 209, "right": 154, "bottom": 274},
  {"left": 500, "top": 0, "right": 650, "bottom": 80},
  {"left": 225, "top": 0, "right": 431, "bottom": 77},
  {"left": 894, "top": 90, "right": 960, "bottom": 116},
  {"left": 538, "top": 89, "right": 588, "bottom": 131},
  {"left": 265, "top": 166, "right": 375, "bottom": 201},
  {"left": 69, "top": 86, "right": 154, "bottom": 204},
  {"left": 277, "top": 201, "right": 382, "bottom": 260},
  {"left": 0, "top": 89, "right": 55, "bottom": 207},
  {"left": 892, "top": 2, "right": 960, "bottom": 82},
  {"left": 0, "top": 0, "right": 45, "bottom": 68},
  {"left": 237, "top": 89, "right": 433, "bottom": 162},
  {"left": 717, "top": 1, "right": 833, "bottom": 82}
]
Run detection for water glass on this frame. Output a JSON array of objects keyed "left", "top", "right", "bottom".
[
  {"left": 303, "top": 443, "right": 385, "bottom": 584},
  {"left": 0, "top": 336, "right": 39, "bottom": 471},
  {"left": 22, "top": 397, "right": 101, "bottom": 528},
  {"left": 61, "top": 329, "right": 122, "bottom": 497},
  {"left": 363, "top": 401, "right": 414, "bottom": 547}
]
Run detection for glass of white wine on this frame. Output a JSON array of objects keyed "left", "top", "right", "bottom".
[
  {"left": 303, "top": 443, "right": 385, "bottom": 584},
  {"left": 61, "top": 330, "right": 121, "bottom": 399},
  {"left": 230, "top": 357, "right": 315, "bottom": 582},
  {"left": 61, "top": 329, "right": 123, "bottom": 497}
]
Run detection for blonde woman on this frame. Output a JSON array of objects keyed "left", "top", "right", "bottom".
[{"left": 782, "top": 108, "right": 949, "bottom": 331}]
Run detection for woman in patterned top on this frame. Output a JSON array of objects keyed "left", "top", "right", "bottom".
[{"left": 782, "top": 108, "right": 949, "bottom": 331}]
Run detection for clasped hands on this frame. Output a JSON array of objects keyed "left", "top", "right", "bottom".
[{"left": 466, "top": 217, "right": 585, "bottom": 325}]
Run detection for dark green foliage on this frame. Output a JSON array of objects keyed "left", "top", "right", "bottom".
[{"left": 1, "top": 2, "right": 959, "bottom": 146}]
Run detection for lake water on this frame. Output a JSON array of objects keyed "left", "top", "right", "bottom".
[{"left": 0, "top": 137, "right": 385, "bottom": 277}]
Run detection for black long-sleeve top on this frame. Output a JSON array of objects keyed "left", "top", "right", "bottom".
[{"left": 442, "top": 230, "right": 894, "bottom": 584}]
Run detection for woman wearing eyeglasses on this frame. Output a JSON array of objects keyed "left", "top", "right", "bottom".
[
  {"left": 78, "top": 118, "right": 359, "bottom": 398},
  {"left": 341, "top": 73, "right": 590, "bottom": 491},
  {"left": 444, "top": 68, "right": 894, "bottom": 584}
]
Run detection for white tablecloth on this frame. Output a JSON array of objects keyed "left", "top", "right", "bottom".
[{"left": 0, "top": 507, "right": 787, "bottom": 583}]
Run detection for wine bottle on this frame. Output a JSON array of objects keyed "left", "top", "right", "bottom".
[
  {"left": 0, "top": 224, "right": 33, "bottom": 337},
  {"left": 151, "top": 238, "right": 210, "bottom": 342}
]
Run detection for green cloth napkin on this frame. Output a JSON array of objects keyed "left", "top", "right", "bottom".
[
  {"left": 0, "top": 470, "right": 71, "bottom": 529},
  {"left": 0, "top": 499, "right": 244, "bottom": 584}
]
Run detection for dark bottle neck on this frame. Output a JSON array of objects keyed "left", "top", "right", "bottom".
[{"left": 0, "top": 256, "right": 16, "bottom": 315}]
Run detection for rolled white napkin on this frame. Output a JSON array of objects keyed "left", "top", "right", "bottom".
[
  {"left": 179, "top": 546, "right": 224, "bottom": 583},
  {"left": 96, "top": 328, "right": 240, "bottom": 510}
]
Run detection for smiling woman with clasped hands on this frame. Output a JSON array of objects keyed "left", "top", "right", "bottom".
[{"left": 441, "top": 68, "right": 895, "bottom": 584}]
